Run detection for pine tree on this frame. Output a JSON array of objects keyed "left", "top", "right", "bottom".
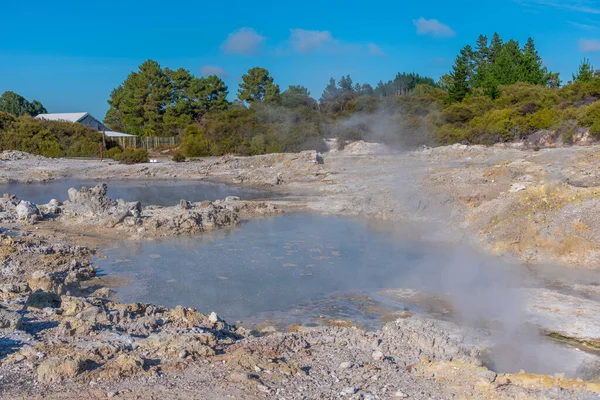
[
  {"left": 519, "top": 38, "right": 545, "bottom": 85},
  {"left": 447, "top": 48, "right": 471, "bottom": 103},
  {"left": 320, "top": 78, "right": 341, "bottom": 102},
  {"left": 573, "top": 58, "right": 595, "bottom": 82},
  {"left": 473, "top": 35, "right": 489, "bottom": 88},
  {"left": 489, "top": 32, "right": 504, "bottom": 63}
]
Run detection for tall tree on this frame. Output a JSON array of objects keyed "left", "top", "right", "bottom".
[
  {"left": 320, "top": 78, "right": 342, "bottom": 102},
  {"left": 281, "top": 85, "right": 316, "bottom": 108},
  {"left": 338, "top": 75, "right": 354, "bottom": 92},
  {"left": 519, "top": 38, "right": 546, "bottom": 85},
  {"left": 573, "top": 58, "right": 595, "bottom": 82},
  {"left": 447, "top": 48, "right": 471, "bottom": 103},
  {"left": 492, "top": 39, "right": 522, "bottom": 85},
  {"left": 473, "top": 35, "right": 489, "bottom": 88},
  {"left": 0, "top": 91, "right": 47, "bottom": 116},
  {"left": 489, "top": 32, "right": 504, "bottom": 63},
  {"left": 238, "top": 67, "right": 280, "bottom": 104},
  {"left": 105, "top": 60, "right": 172, "bottom": 136},
  {"left": 105, "top": 60, "right": 227, "bottom": 136}
]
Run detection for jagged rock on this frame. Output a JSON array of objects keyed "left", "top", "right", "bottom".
[
  {"left": 179, "top": 199, "right": 191, "bottom": 209},
  {"left": 141, "top": 332, "right": 217, "bottom": 359},
  {"left": 28, "top": 271, "right": 59, "bottom": 293},
  {"left": 60, "top": 296, "right": 87, "bottom": 317},
  {"left": 0, "top": 308, "right": 22, "bottom": 330},
  {"left": 16, "top": 201, "right": 40, "bottom": 221},
  {"left": 37, "top": 356, "right": 84, "bottom": 383},
  {"left": 26, "top": 292, "right": 61, "bottom": 309},
  {"left": 64, "top": 184, "right": 141, "bottom": 226},
  {"left": 95, "top": 354, "right": 146, "bottom": 380},
  {"left": 76, "top": 306, "right": 107, "bottom": 323}
]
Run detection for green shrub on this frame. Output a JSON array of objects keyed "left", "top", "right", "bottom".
[
  {"left": 104, "top": 146, "right": 122, "bottom": 159},
  {"left": 180, "top": 126, "right": 211, "bottom": 157},
  {"left": 442, "top": 104, "right": 475, "bottom": 123},
  {"left": 0, "top": 116, "right": 101, "bottom": 157},
  {"left": 577, "top": 100, "right": 600, "bottom": 127},
  {"left": 114, "top": 148, "right": 149, "bottom": 164},
  {"left": 172, "top": 151, "right": 185, "bottom": 162},
  {"left": 589, "top": 120, "right": 600, "bottom": 138},
  {"left": 556, "top": 119, "right": 577, "bottom": 144}
]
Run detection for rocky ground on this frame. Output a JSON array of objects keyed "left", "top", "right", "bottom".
[{"left": 2, "top": 145, "right": 600, "bottom": 398}]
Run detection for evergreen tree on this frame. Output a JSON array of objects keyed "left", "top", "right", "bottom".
[
  {"left": 360, "top": 83, "right": 374, "bottom": 96},
  {"left": 492, "top": 40, "right": 521, "bottom": 85},
  {"left": 238, "top": 67, "right": 280, "bottom": 104},
  {"left": 489, "top": 32, "right": 504, "bottom": 63},
  {"left": 473, "top": 35, "right": 490, "bottom": 88},
  {"left": 0, "top": 91, "right": 47, "bottom": 117},
  {"left": 519, "top": 38, "right": 546, "bottom": 85},
  {"left": 447, "top": 48, "right": 471, "bottom": 103},
  {"left": 338, "top": 75, "right": 354, "bottom": 92},
  {"left": 573, "top": 58, "right": 595, "bottom": 82},
  {"left": 320, "top": 78, "right": 341, "bottom": 102}
]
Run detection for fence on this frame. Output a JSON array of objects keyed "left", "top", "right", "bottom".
[{"left": 106, "top": 135, "right": 180, "bottom": 150}]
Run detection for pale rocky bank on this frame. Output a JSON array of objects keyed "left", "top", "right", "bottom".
[{"left": 1, "top": 145, "right": 600, "bottom": 399}]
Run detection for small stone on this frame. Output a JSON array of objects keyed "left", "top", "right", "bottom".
[
  {"left": 394, "top": 391, "right": 409, "bottom": 398},
  {"left": 37, "top": 356, "right": 84, "bottom": 383},
  {"left": 254, "top": 365, "right": 262, "bottom": 373},
  {"left": 257, "top": 384, "right": 270, "bottom": 393},
  {"left": 208, "top": 312, "right": 219, "bottom": 323},
  {"left": 372, "top": 350, "right": 384, "bottom": 360},
  {"left": 179, "top": 350, "right": 188, "bottom": 359},
  {"left": 364, "top": 394, "right": 375, "bottom": 400},
  {"left": 0, "top": 308, "right": 23, "bottom": 330},
  {"left": 106, "top": 391, "right": 118, "bottom": 398},
  {"left": 339, "top": 361, "right": 352, "bottom": 370},
  {"left": 341, "top": 387, "right": 356, "bottom": 395},
  {"left": 26, "top": 292, "right": 61, "bottom": 309}
]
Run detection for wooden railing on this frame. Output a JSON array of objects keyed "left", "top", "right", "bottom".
[{"left": 107, "top": 136, "right": 179, "bottom": 149}]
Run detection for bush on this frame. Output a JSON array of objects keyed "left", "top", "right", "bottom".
[
  {"left": 0, "top": 116, "right": 101, "bottom": 158},
  {"left": 172, "top": 151, "right": 185, "bottom": 162},
  {"left": 442, "top": 104, "right": 475, "bottom": 123},
  {"left": 589, "top": 120, "right": 600, "bottom": 138},
  {"left": 114, "top": 148, "right": 149, "bottom": 164},
  {"left": 556, "top": 119, "right": 577, "bottom": 144},
  {"left": 104, "top": 146, "right": 122, "bottom": 159}
]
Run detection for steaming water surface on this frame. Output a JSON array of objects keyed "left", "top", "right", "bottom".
[
  {"left": 97, "top": 213, "right": 425, "bottom": 328},
  {"left": 96, "top": 212, "right": 600, "bottom": 378},
  {"left": 0, "top": 180, "right": 272, "bottom": 205}
]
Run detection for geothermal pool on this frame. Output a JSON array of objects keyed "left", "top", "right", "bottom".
[
  {"left": 0, "top": 179, "right": 272, "bottom": 206},
  {"left": 97, "top": 213, "right": 426, "bottom": 328},
  {"left": 95, "top": 212, "right": 600, "bottom": 377}
]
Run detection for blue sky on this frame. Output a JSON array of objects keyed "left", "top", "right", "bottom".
[{"left": 1, "top": 0, "right": 600, "bottom": 119}]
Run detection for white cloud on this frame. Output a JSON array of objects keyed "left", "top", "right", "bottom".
[
  {"left": 221, "top": 27, "right": 265, "bottom": 55},
  {"left": 514, "top": 0, "right": 600, "bottom": 14},
  {"left": 368, "top": 43, "right": 385, "bottom": 56},
  {"left": 569, "top": 20, "right": 600, "bottom": 30},
  {"left": 289, "top": 29, "right": 337, "bottom": 53},
  {"left": 413, "top": 18, "right": 456, "bottom": 38},
  {"left": 200, "top": 65, "right": 228, "bottom": 77},
  {"left": 283, "top": 29, "right": 383, "bottom": 57},
  {"left": 580, "top": 38, "right": 600, "bottom": 51}
]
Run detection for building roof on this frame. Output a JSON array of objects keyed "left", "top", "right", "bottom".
[
  {"left": 104, "top": 131, "right": 135, "bottom": 138},
  {"left": 35, "top": 112, "right": 90, "bottom": 123}
]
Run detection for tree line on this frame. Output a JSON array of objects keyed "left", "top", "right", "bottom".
[{"left": 4, "top": 32, "right": 600, "bottom": 158}]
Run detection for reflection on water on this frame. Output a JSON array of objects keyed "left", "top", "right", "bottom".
[
  {"left": 0, "top": 179, "right": 272, "bottom": 206},
  {"left": 97, "top": 213, "right": 428, "bottom": 328}
]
